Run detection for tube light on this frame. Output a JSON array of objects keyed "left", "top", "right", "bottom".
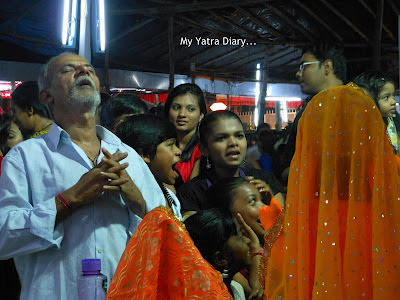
[
  {"left": 62, "top": 0, "right": 77, "bottom": 47},
  {"left": 62, "top": 0, "right": 70, "bottom": 45},
  {"left": 99, "top": 0, "right": 106, "bottom": 51}
]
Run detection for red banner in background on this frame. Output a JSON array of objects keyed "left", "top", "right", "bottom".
[
  {"left": 215, "top": 95, "right": 302, "bottom": 109},
  {"left": 0, "top": 91, "right": 11, "bottom": 99},
  {"left": 136, "top": 93, "right": 168, "bottom": 104}
]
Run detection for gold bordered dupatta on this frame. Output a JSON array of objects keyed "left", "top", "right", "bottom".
[{"left": 107, "top": 206, "right": 233, "bottom": 300}]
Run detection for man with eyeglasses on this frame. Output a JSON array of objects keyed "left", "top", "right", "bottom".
[{"left": 280, "top": 43, "right": 347, "bottom": 184}]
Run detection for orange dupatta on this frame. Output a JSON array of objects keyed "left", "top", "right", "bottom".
[
  {"left": 106, "top": 207, "right": 232, "bottom": 300},
  {"left": 262, "top": 84, "right": 400, "bottom": 299}
]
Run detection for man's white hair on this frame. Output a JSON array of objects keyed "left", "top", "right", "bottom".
[{"left": 38, "top": 52, "right": 76, "bottom": 93}]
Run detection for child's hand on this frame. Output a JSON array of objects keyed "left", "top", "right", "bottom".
[
  {"left": 246, "top": 176, "right": 273, "bottom": 204},
  {"left": 236, "top": 213, "right": 264, "bottom": 300},
  {"left": 236, "top": 213, "right": 261, "bottom": 253}
]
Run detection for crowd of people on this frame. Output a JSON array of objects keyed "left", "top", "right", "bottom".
[{"left": 0, "top": 41, "right": 399, "bottom": 299}]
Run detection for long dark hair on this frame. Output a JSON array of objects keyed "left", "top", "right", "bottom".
[
  {"left": 164, "top": 83, "right": 207, "bottom": 161},
  {"left": 11, "top": 81, "right": 50, "bottom": 118},
  {"left": 100, "top": 93, "right": 148, "bottom": 130},
  {"left": 353, "top": 71, "right": 396, "bottom": 106},
  {"left": 204, "top": 177, "right": 247, "bottom": 211},
  {"left": 184, "top": 208, "right": 236, "bottom": 271},
  {"left": 0, "top": 113, "right": 13, "bottom": 155}
]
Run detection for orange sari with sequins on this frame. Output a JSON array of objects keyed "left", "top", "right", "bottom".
[
  {"left": 106, "top": 207, "right": 232, "bottom": 300},
  {"left": 262, "top": 84, "right": 400, "bottom": 299}
]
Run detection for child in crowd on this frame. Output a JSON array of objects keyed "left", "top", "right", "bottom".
[
  {"left": 205, "top": 177, "right": 283, "bottom": 299},
  {"left": 184, "top": 209, "right": 261, "bottom": 300},
  {"left": 164, "top": 83, "right": 207, "bottom": 184},
  {"left": 353, "top": 71, "right": 399, "bottom": 154},
  {"left": 115, "top": 114, "right": 182, "bottom": 218},
  {"left": 177, "top": 110, "right": 284, "bottom": 218},
  {"left": 100, "top": 93, "right": 148, "bottom": 131}
]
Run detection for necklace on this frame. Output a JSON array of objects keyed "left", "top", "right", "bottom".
[
  {"left": 37, "top": 122, "right": 53, "bottom": 133},
  {"left": 159, "top": 184, "right": 177, "bottom": 208},
  {"left": 87, "top": 153, "right": 99, "bottom": 167},
  {"left": 85, "top": 136, "right": 101, "bottom": 167}
]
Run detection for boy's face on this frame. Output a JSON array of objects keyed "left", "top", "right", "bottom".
[{"left": 148, "top": 138, "right": 181, "bottom": 185}]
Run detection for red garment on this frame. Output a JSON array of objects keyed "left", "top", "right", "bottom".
[
  {"left": 107, "top": 206, "right": 232, "bottom": 300},
  {"left": 176, "top": 143, "right": 202, "bottom": 182}
]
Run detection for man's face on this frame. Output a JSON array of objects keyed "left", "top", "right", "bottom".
[
  {"left": 47, "top": 54, "right": 101, "bottom": 114},
  {"left": 296, "top": 52, "right": 326, "bottom": 95}
]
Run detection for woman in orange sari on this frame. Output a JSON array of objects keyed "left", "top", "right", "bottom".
[{"left": 262, "top": 84, "right": 400, "bottom": 299}]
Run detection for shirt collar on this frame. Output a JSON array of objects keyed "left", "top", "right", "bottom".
[{"left": 46, "top": 123, "right": 122, "bottom": 150}]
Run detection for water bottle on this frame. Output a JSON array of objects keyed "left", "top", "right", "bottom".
[{"left": 77, "top": 259, "right": 107, "bottom": 300}]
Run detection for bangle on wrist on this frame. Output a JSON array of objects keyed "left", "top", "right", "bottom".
[
  {"left": 58, "top": 193, "right": 71, "bottom": 211},
  {"left": 251, "top": 252, "right": 263, "bottom": 257}
]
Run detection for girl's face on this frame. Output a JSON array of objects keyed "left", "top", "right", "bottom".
[
  {"left": 147, "top": 138, "right": 182, "bottom": 185},
  {"left": 168, "top": 93, "right": 203, "bottom": 134},
  {"left": 378, "top": 82, "right": 397, "bottom": 118},
  {"left": 227, "top": 219, "right": 252, "bottom": 269},
  {"left": 204, "top": 118, "right": 247, "bottom": 170},
  {"left": 231, "top": 182, "right": 266, "bottom": 238},
  {"left": 7, "top": 122, "right": 24, "bottom": 150}
]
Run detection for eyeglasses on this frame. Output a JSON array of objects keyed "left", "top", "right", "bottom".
[{"left": 298, "top": 61, "right": 320, "bottom": 71}]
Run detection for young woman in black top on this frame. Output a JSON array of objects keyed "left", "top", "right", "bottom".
[{"left": 177, "top": 110, "right": 284, "bottom": 218}]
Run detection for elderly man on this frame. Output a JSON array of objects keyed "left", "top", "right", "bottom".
[{"left": 0, "top": 53, "right": 165, "bottom": 299}]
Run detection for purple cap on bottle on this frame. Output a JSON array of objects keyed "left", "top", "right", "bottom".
[{"left": 82, "top": 259, "right": 101, "bottom": 273}]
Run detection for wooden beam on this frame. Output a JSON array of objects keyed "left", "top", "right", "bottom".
[
  {"left": 176, "top": 17, "right": 313, "bottom": 47},
  {"left": 110, "top": 0, "right": 269, "bottom": 15},
  {"left": 168, "top": 15, "right": 175, "bottom": 92},
  {"left": 1, "top": 1, "right": 44, "bottom": 34},
  {"left": 268, "top": 48, "right": 300, "bottom": 64},
  {"left": 177, "top": 16, "right": 233, "bottom": 38},
  {"left": 151, "top": 29, "right": 210, "bottom": 62},
  {"left": 319, "top": 0, "right": 370, "bottom": 42},
  {"left": 182, "top": 33, "right": 216, "bottom": 62},
  {"left": 290, "top": 0, "right": 343, "bottom": 42},
  {"left": 264, "top": 3, "right": 315, "bottom": 41},
  {"left": 386, "top": 0, "right": 400, "bottom": 16},
  {"left": 127, "top": 24, "right": 186, "bottom": 54},
  {"left": 218, "top": 48, "right": 266, "bottom": 69},
  {"left": 198, "top": 46, "right": 245, "bottom": 67},
  {"left": 267, "top": 46, "right": 292, "bottom": 58},
  {"left": 108, "top": 18, "right": 157, "bottom": 45},
  {"left": 356, "top": 0, "right": 395, "bottom": 41},
  {"left": 208, "top": 10, "right": 259, "bottom": 39},
  {"left": 233, "top": 6, "right": 286, "bottom": 40},
  {"left": 372, "top": 0, "right": 384, "bottom": 70},
  {"left": 4, "top": 31, "right": 60, "bottom": 46}
]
